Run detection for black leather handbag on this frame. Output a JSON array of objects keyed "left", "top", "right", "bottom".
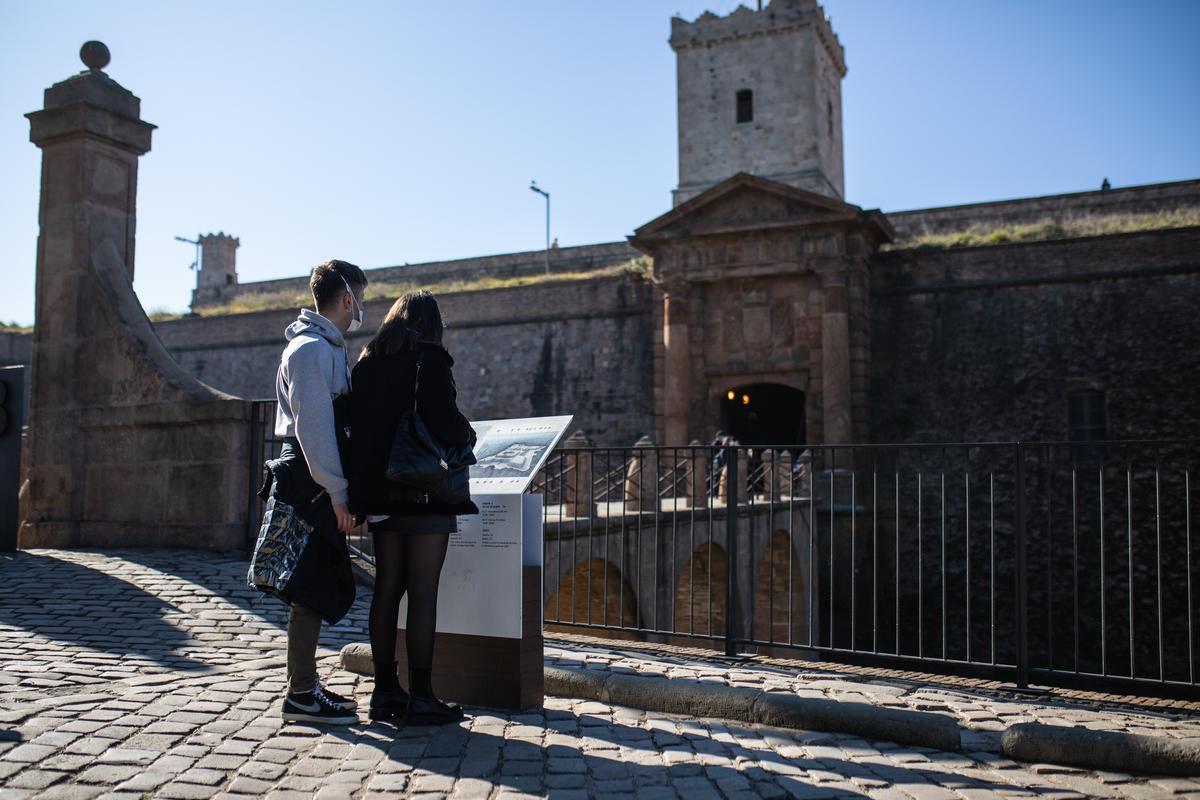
[{"left": 384, "top": 353, "right": 476, "bottom": 505}]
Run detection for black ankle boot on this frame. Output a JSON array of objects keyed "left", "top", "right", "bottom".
[
  {"left": 369, "top": 661, "right": 409, "bottom": 721},
  {"left": 406, "top": 667, "right": 464, "bottom": 726}
]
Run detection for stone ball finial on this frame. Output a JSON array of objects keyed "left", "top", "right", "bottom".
[{"left": 80, "top": 41, "right": 111, "bottom": 71}]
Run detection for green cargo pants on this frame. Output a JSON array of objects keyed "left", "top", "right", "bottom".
[{"left": 286, "top": 602, "right": 322, "bottom": 695}]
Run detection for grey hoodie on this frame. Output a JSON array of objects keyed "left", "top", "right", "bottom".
[{"left": 274, "top": 309, "right": 352, "bottom": 505}]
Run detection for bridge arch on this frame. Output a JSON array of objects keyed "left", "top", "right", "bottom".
[
  {"left": 752, "top": 529, "right": 808, "bottom": 645},
  {"left": 673, "top": 542, "right": 735, "bottom": 637},
  {"left": 545, "top": 558, "right": 639, "bottom": 631}
]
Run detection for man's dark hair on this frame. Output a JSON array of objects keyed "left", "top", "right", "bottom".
[{"left": 310, "top": 260, "right": 368, "bottom": 309}]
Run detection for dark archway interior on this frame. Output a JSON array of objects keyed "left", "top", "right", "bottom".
[{"left": 719, "top": 383, "right": 805, "bottom": 446}]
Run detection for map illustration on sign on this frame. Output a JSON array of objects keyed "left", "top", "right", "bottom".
[{"left": 467, "top": 415, "right": 573, "bottom": 494}]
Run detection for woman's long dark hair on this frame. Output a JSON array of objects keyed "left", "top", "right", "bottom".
[{"left": 360, "top": 290, "right": 444, "bottom": 359}]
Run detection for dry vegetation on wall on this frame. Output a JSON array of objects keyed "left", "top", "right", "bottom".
[
  {"left": 889, "top": 207, "right": 1200, "bottom": 250},
  {"left": 0, "top": 322, "right": 32, "bottom": 333},
  {"left": 171, "top": 257, "right": 652, "bottom": 320}
]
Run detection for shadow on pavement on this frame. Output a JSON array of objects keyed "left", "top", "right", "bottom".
[
  {"left": 309, "top": 710, "right": 1036, "bottom": 797},
  {"left": 0, "top": 552, "right": 211, "bottom": 672}
]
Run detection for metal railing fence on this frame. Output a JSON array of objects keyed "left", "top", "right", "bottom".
[{"left": 246, "top": 403, "right": 1197, "bottom": 698}]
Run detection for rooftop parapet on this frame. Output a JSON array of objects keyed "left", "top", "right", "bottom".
[{"left": 670, "top": 0, "right": 845, "bottom": 76}]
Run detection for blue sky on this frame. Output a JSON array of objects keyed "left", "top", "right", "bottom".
[{"left": 1, "top": 0, "right": 1197, "bottom": 326}]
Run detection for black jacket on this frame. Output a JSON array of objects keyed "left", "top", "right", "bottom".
[
  {"left": 348, "top": 342, "right": 479, "bottom": 517},
  {"left": 256, "top": 441, "right": 356, "bottom": 625}
]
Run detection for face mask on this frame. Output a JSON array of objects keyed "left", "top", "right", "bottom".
[{"left": 341, "top": 276, "right": 364, "bottom": 333}]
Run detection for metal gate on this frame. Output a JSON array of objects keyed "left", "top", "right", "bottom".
[{"left": 0, "top": 365, "right": 26, "bottom": 551}]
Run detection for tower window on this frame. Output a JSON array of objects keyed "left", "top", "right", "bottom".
[
  {"left": 1068, "top": 390, "right": 1107, "bottom": 460},
  {"left": 736, "top": 89, "right": 753, "bottom": 124},
  {"left": 225, "top": 274, "right": 234, "bottom": 285},
  {"left": 827, "top": 100, "right": 833, "bottom": 136}
]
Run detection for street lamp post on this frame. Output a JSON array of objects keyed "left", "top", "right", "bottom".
[
  {"left": 174, "top": 235, "right": 200, "bottom": 276},
  {"left": 529, "top": 181, "right": 550, "bottom": 275}
]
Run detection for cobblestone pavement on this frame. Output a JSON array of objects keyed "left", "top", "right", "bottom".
[{"left": 0, "top": 549, "right": 1198, "bottom": 799}]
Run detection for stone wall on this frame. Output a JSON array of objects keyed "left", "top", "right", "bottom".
[
  {"left": 160, "top": 274, "right": 657, "bottom": 446},
  {"left": 870, "top": 226, "right": 1200, "bottom": 443},
  {"left": 0, "top": 332, "right": 31, "bottom": 367},
  {"left": 190, "top": 240, "right": 639, "bottom": 311},
  {"left": 8, "top": 182, "right": 1198, "bottom": 451},
  {"left": 887, "top": 179, "right": 1200, "bottom": 241}
]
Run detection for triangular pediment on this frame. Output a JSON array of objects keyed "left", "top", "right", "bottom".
[{"left": 632, "top": 173, "right": 863, "bottom": 241}]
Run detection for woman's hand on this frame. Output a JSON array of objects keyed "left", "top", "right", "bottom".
[{"left": 332, "top": 502, "right": 355, "bottom": 532}]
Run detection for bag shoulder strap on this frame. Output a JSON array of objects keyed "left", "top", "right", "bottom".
[{"left": 411, "top": 351, "right": 424, "bottom": 413}]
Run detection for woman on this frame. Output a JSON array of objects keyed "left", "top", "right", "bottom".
[{"left": 349, "top": 290, "right": 477, "bottom": 725}]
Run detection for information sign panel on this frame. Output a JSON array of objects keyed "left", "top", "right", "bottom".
[{"left": 397, "top": 415, "right": 570, "bottom": 640}]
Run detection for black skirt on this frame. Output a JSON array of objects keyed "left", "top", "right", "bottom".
[{"left": 371, "top": 514, "right": 457, "bottom": 535}]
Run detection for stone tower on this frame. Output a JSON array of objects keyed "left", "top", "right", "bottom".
[
  {"left": 671, "top": 0, "right": 846, "bottom": 206},
  {"left": 196, "top": 232, "right": 239, "bottom": 290}
]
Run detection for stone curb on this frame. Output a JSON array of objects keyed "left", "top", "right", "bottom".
[
  {"left": 546, "top": 666, "right": 963, "bottom": 752},
  {"left": 1002, "top": 722, "right": 1200, "bottom": 777},
  {"left": 341, "top": 645, "right": 960, "bottom": 751}
]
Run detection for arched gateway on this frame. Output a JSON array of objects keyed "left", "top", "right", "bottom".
[
  {"left": 629, "top": 173, "right": 893, "bottom": 447},
  {"left": 720, "top": 382, "right": 805, "bottom": 446}
]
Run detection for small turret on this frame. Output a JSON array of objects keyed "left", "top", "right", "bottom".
[{"left": 196, "top": 232, "right": 239, "bottom": 289}]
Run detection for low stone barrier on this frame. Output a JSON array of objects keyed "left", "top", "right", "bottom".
[
  {"left": 1002, "top": 722, "right": 1200, "bottom": 777},
  {"left": 545, "top": 666, "right": 963, "bottom": 752}
]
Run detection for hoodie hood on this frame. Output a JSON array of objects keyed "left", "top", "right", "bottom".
[{"left": 285, "top": 308, "right": 345, "bottom": 349}]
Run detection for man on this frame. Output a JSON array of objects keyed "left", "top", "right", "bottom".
[{"left": 275, "top": 259, "right": 368, "bottom": 724}]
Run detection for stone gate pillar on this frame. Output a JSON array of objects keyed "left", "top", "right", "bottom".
[
  {"left": 662, "top": 286, "right": 690, "bottom": 446},
  {"left": 20, "top": 43, "right": 251, "bottom": 550},
  {"left": 818, "top": 270, "right": 853, "bottom": 445}
]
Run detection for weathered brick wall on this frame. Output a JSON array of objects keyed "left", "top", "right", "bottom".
[
  {"left": 158, "top": 275, "right": 657, "bottom": 446},
  {"left": 870, "top": 226, "right": 1200, "bottom": 443}
]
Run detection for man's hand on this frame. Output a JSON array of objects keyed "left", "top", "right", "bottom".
[{"left": 332, "top": 502, "right": 355, "bottom": 533}]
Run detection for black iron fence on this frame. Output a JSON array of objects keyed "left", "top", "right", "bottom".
[{"left": 246, "top": 403, "right": 1197, "bottom": 697}]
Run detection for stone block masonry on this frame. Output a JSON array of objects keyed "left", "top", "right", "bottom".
[
  {"left": 870, "top": 226, "right": 1200, "bottom": 444},
  {"left": 20, "top": 46, "right": 252, "bottom": 551},
  {"left": 671, "top": 0, "right": 847, "bottom": 205},
  {"left": 160, "top": 273, "right": 657, "bottom": 447}
]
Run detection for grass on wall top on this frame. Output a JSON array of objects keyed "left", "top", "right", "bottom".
[
  {"left": 158, "top": 257, "right": 652, "bottom": 321},
  {"left": 889, "top": 207, "right": 1200, "bottom": 251}
]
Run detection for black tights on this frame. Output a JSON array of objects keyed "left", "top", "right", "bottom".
[{"left": 369, "top": 530, "right": 450, "bottom": 672}]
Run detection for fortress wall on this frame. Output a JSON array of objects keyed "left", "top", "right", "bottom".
[
  {"left": 886, "top": 179, "right": 1200, "bottom": 240},
  {"left": 190, "top": 240, "right": 640, "bottom": 309},
  {"left": 869, "top": 226, "right": 1200, "bottom": 443},
  {"left": 158, "top": 274, "right": 657, "bottom": 445},
  {"left": 0, "top": 332, "right": 31, "bottom": 367}
]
